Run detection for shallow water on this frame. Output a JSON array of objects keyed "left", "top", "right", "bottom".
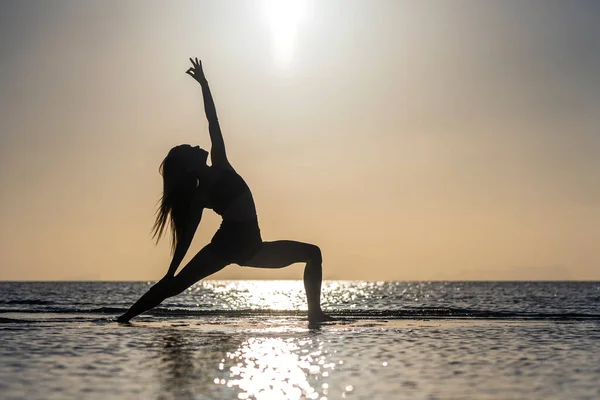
[{"left": 1, "top": 281, "right": 600, "bottom": 399}]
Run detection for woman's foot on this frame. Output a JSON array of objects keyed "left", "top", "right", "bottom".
[
  {"left": 116, "top": 314, "right": 131, "bottom": 323},
  {"left": 308, "top": 310, "right": 335, "bottom": 324}
]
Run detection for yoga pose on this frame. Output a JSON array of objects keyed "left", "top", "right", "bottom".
[{"left": 118, "top": 58, "right": 331, "bottom": 324}]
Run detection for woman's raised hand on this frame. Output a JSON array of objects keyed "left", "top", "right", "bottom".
[{"left": 186, "top": 57, "right": 207, "bottom": 84}]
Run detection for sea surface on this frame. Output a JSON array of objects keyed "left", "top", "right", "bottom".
[{"left": 1, "top": 281, "right": 599, "bottom": 399}]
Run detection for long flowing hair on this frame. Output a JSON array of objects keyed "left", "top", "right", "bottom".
[{"left": 152, "top": 146, "right": 201, "bottom": 252}]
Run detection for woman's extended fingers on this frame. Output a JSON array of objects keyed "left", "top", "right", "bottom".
[{"left": 186, "top": 58, "right": 205, "bottom": 80}]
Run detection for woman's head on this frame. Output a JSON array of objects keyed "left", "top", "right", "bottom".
[
  {"left": 162, "top": 144, "right": 209, "bottom": 173},
  {"left": 152, "top": 144, "right": 208, "bottom": 251}
]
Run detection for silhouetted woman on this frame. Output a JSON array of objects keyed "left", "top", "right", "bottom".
[{"left": 117, "top": 58, "right": 331, "bottom": 324}]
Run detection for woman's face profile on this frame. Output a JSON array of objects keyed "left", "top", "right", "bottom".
[{"left": 170, "top": 145, "right": 208, "bottom": 173}]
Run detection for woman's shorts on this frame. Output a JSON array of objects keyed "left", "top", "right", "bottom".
[{"left": 207, "top": 218, "right": 263, "bottom": 264}]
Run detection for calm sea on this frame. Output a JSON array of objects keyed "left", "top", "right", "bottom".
[{"left": 1, "top": 281, "right": 599, "bottom": 399}]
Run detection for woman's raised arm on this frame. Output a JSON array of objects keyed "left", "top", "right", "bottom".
[{"left": 186, "top": 58, "right": 229, "bottom": 168}]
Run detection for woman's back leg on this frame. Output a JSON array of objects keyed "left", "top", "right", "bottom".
[{"left": 117, "top": 246, "right": 228, "bottom": 322}]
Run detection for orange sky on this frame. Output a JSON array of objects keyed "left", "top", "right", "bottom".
[{"left": 0, "top": 1, "right": 599, "bottom": 280}]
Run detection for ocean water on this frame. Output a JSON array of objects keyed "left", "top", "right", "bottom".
[{"left": 1, "top": 281, "right": 599, "bottom": 399}]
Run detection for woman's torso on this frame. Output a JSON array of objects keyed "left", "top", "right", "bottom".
[{"left": 203, "top": 167, "right": 257, "bottom": 221}]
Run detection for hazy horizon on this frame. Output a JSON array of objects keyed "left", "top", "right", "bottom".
[
  {"left": 1, "top": 0, "right": 599, "bottom": 281},
  {"left": 2, "top": 279, "right": 599, "bottom": 282}
]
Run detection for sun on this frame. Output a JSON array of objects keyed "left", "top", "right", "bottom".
[{"left": 262, "top": 0, "right": 308, "bottom": 67}]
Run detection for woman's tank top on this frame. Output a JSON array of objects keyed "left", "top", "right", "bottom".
[{"left": 208, "top": 168, "right": 251, "bottom": 216}]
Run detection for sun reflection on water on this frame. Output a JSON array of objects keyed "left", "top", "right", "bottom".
[
  {"left": 216, "top": 336, "right": 336, "bottom": 399},
  {"left": 202, "top": 280, "right": 307, "bottom": 311}
]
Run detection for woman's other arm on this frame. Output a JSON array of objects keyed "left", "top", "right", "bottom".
[{"left": 164, "top": 205, "right": 203, "bottom": 278}]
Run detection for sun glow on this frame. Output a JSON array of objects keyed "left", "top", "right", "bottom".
[{"left": 262, "top": 0, "right": 308, "bottom": 67}]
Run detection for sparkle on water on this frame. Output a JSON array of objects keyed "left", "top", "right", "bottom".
[
  {"left": 221, "top": 337, "right": 323, "bottom": 399},
  {"left": 199, "top": 280, "right": 306, "bottom": 310},
  {"left": 207, "top": 328, "right": 363, "bottom": 400}
]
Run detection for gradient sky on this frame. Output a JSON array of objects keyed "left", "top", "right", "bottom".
[{"left": 1, "top": 0, "right": 599, "bottom": 281}]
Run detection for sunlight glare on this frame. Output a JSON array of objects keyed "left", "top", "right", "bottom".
[
  {"left": 262, "top": 0, "right": 308, "bottom": 67},
  {"left": 243, "top": 281, "right": 304, "bottom": 311},
  {"left": 218, "top": 336, "right": 336, "bottom": 399}
]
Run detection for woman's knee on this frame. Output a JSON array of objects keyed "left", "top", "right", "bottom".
[{"left": 306, "top": 244, "right": 322, "bottom": 264}]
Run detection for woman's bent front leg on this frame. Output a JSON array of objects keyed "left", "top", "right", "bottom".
[
  {"left": 117, "top": 247, "right": 228, "bottom": 322},
  {"left": 242, "top": 240, "right": 332, "bottom": 323}
]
